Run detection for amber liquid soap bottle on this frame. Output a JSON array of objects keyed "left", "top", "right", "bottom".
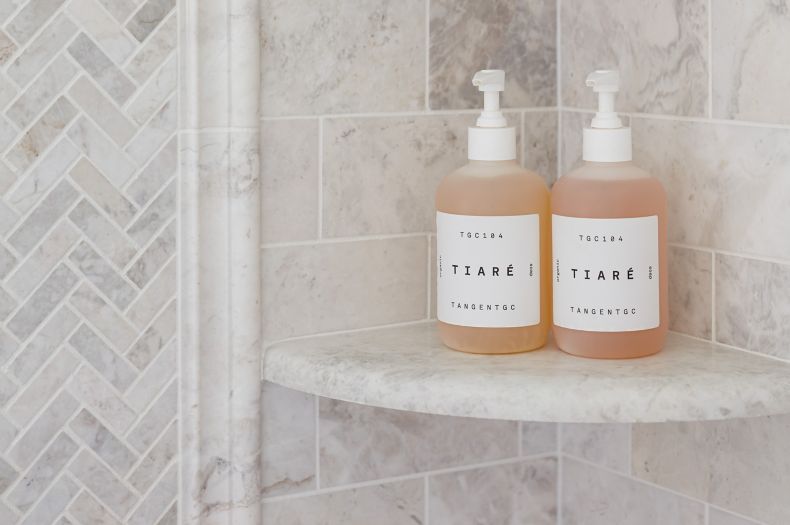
[
  {"left": 552, "top": 70, "right": 667, "bottom": 358},
  {"left": 435, "top": 70, "right": 550, "bottom": 354}
]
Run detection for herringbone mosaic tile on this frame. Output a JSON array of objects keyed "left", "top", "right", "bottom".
[{"left": 0, "top": 0, "right": 178, "bottom": 522}]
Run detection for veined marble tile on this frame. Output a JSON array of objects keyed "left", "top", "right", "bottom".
[
  {"left": 429, "top": 0, "right": 555, "bottom": 109},
  {"left": 263, "top": 237, "right": 427, "bottom": 341},
  {"left": 126, "top": 299, "right": 175, "bottom": 369},
  {"left": 561, "top": 423, "right": 631, "bottom": 473},
  {"left": 0, "top": 329, "right": 18, "bottom": 367},
  {"left": 127, "top": 54, "right": 177, "bottom": 126},
  {"left": 0, "top": 287, "right": 18, "bottom": 321},
  {"left": 127, "top": 0, "right": 175, "bottom": 42},
  {"left": 261, "top": 119, "right": 318, "bottom": 243},
  {"left": 0, "top": 244, "right": 17, "bottom": 279},
  {"left": 521, "top": 422, "right": 557, "bottom": 456},
  {"left": 70, "top": 409, "right": 137, "bottom": 475},
  {"left": 561, "top": 0, "right": 707, "bottom": 116},
  {"left": 5, "top": 0, "right": 67, "bottom": 45},
  {"left": 0, "top": 30, "right": 16, "bottom": 66},
  {"left": 97, "top": 0, "right": 143, "bottom": 22},
  {"left": 669, "top": 246, "right": 712, "bottom": 339},
  {"left": 69, "top": 283, "right": 137, "bottom": 352},
  {"left": 68, "top": 117, "right": 136, "bottom": 188},
  {"left": 7, "top": 264, "right": 79, "bottom": 340},
  {"left": 6, "top": 57, "right": 78, "bottom": 130},
  {"left": 0, "top": 161, "right": 15, "bottom": 195},
  {"left": 69, "top": 450, "right": 138, "bottom": 517},
  {"left": 632, "top": 416, "right": 790, "bottom": 525},
  {"left": 0, "top": 457, "right": 18, "bottom": 493},
  {"left": 70, "top": 241, "right": 137, "bottom": 309},
  {"left": 261, "top": 382, "right": 315, "bottom": 497},
  {"left": 6, "top": 96, "right": 78, "bottom": 173},
  {"left": 125, "top": 99, "right": 176, "bottom": 167},
  {"left": 128, "top": 420, "right": 177, "bottom": 492},
  {"left": 68, "top": 199, "right": 137, "bottom": 267},
  {"left": 716, "top": 254, "right": 790, "bottom": 361},
  {"left": 70, "top": 158, "right": 136, "bottom": 227},
  {"left": 430, "top": 457, "right": 557, "bottom": 525},
  {"left": 156, "top": 505, "right": 176, "bottom": 525},
  {"left": 319, "top": 398, "right": 517, "bottom": 486},
  {"left": 7, "top": 15, "right": 77, "bottom": 87},
  {"left": 524, "top": 111, "right": 558, "bottom": 185},
  {"left": 125, "top": 13, "right": 176, "bottom": 85},
  {"left": 261, "top": 0, "right": 424, "bottom": 116},
  {"left": 126, "top": 179, "right": 176, "bottom": 246},
  {"left": 68, "top": 365, "right": 136, "bottom": 434},
  {"left": 126, "top": 136, "right": 177, "bottom": 208},
  {"left": 19, "top": 475, "right": 79, "bottom": 525},
  {"left": 712, "top": 0, "right": 790, "bottom": 124},
  {"left": 67, "top": 0, "right": 136, "bottom": 64},
  {"left": 127, "top": 379, "right": 176, "bottom": 452},
  {"left": 632, "top": 117, "right": 790, "bottom": 260},
  {"left": 262, "top": 478, "right": 424, "bottom": 525},
  {"left": 7, "top": 138, "right": 80, "bottom": 215},
  {"left": 0, "top": 413, "right": 18, "bottom": 452},
  {"left": 9, "top": 305, "right": 79, "bottom": 382},
  {"left": 69, "top": 76, "right": 136, "bottom": 146},
  {"left": 322, "top": 114, "right": 471, "bottom": 237},
  {"left": 67, "top": 491, "right": 121, "bottom": 525},
  {"left": 6, "top": 348, "right": 78, "bottom": 427},
  {"left": 68, "top": 324, "right": 136, "bottom": 391},
  {"left": 128, "top": 463, "right": 176, "bottom": 525},
  {"left": 9, "top": 179, "right": 78, "bottom": 255},
  {"left": 125, "top": 338, "right": 175, "bottom": 412},
  {"left": 8, "top": 390, "right": 79, "bottom": 468},
  {"left": 563, "top": 458, "right": 705, "bottom": 525},
  {"left": 7, "top": 432, "right": 78, "bottom": 512},
  {"left": 127, "top": 221, "right": 176, "bottom": 289},
  {"left": 125, "top": 257, "right": 176, "bottom": 329},
  {"left": 67, "top": 33, "right": 135, "bottom": 104}
]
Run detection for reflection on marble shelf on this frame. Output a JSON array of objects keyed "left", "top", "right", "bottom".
[{"left": 263, "top": 322, "right": 790, "bottom": 423}]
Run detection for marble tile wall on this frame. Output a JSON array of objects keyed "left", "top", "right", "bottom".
[
  {"left": 558, "top": 1, "right": 790, "bottom": 524},
  {"left": 0, "top": 0, "right": 178, "bottom": 523},
  {"left": 260, "top": 0, "right": 559, "bottom": 522}
]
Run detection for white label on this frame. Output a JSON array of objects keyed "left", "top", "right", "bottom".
[
  {"left": 436, "top": 212, "right": 540, "bottom": 328},
  {"left": 552, "top": 215, "right": 659, "bottom": 332}
]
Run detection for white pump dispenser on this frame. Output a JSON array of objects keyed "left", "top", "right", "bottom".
[
  {"left": 468, "top": 69, "right": 516, "bottom": 161},
  {"left": 582, "top": 70, "right": 632, "bottom": 162}
]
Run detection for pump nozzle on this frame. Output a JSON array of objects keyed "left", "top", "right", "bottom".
[
  {"left": 586, "top": 70, "right": 622, "bottom": 129},
  {"left": 472, "top": 70, "right": 507, "bottom": 128}
]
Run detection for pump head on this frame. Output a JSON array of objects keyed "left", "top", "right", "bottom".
[
  {"left": 472, "top": 70, "right": 507, "bottom": 128},
  {"left": 586, "top": 70, "right": 623, "bottom": 129}
]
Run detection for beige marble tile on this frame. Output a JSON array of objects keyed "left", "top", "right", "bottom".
[
  {"left": 563, "top": 458, "right": 705, "bottom": 525},
  {"left": 263, "top": 478, "right": 423, "bottom": 525},
  {"left": 632, "top": 416, "right": 790, "bottom": 525},
  {"left": 261, "top": 119, "right": 318, "bottom": 243},
  {"left": 521, "top": 422, "right": 557, "bottom": 456},
  {"left": 430, "top": 457, "right": 556, "bottom": 525},
  {"left": 261, "top": 382, "right": 315, "bottom": 497},
  {"left": 263, "top": 237, "right": 427, "bottom": 341},
  {"left": 712, "top": 0, "right": 790, "bottom": 124},
  {"left": 668, "top": 246, "right": 712, "bottom": 339},
  {"left": 561, "top": 423, "right": 630, "bottom": 473},
  {"left": 524, "top": 111, "right": 558, "bottom": 185},
  {"left": 319, "top": 398, "right": 517, "bottom": 486},
  {"left": 716, "top": 254, "right": 790, "bottom": 360},
  {"left": 561, "top": 0, "right": 708, "bottom": 116},
  {"left": 429, "top": 0, "right": 555, "bottom": 110},
  {"left": 323, "top": 114, "right": 470, "bottom": 237},
  {"left": 632, "top": 117, "right": 790, "bottom": 260},
  {"left": 261, "top": 0, "right": 424, "bottom": 116}
]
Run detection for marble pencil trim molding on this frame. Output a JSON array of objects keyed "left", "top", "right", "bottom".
[{"left": 180, "top": 0, "right": 262, "bottom": 523}]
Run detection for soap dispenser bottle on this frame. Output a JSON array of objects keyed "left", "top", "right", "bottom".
[
  {"left": 551, "top": 70, "right": 667, "bottom": 358},
  {"left": 435, "top": 70, "right": 550, "bottom": 354}
]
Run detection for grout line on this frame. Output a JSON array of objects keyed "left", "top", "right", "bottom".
[
  {"left": 708, "top": 504, "right": 769, "bottom": 525},
  {"left": 315, "top": 394, "right": 321, "bottom": 489},
  {"left": 179, "top": 126, "right": 260, "bottom": 133},
  {"left": 424, "top": 0, "right": 430, "bottom": 111},
  {"left": 317, "top": 117, "right": 324, "bottom": 240},
  {"left": 262, "top": 452, "right": 558, "bottom": 503},
  {"left": 707, "top": 0, "right": 713, "bottom": 119},
  {"left": 668, "top": 241, "right": 790, "bottom": 268},
  {"left": 710, "top": 251, "right": 717, "bottom": 343},
  {"left": 563, "top": 106, "right": 790, "bottom": 131},
  {"left": 262, "top": 232, "right": 429, "bottom": 250},
  {"left": 260, "top": 107, "right": 559, "bottom": 121}
]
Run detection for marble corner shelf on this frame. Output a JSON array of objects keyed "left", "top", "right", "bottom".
[{"left": 262, "top": 322, "right": 790, "bottom": 423}]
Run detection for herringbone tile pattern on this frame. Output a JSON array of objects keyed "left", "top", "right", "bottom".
[{"left": 0, "top": 0, "right": 178, "bottom": 522}]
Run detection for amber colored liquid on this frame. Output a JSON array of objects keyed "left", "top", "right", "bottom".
[
  {"left": 435, "top": 160, "right": 551, "bottom": 354},
  {"left": 551, "top": 161, "right": 668, "bottom": 358}
]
